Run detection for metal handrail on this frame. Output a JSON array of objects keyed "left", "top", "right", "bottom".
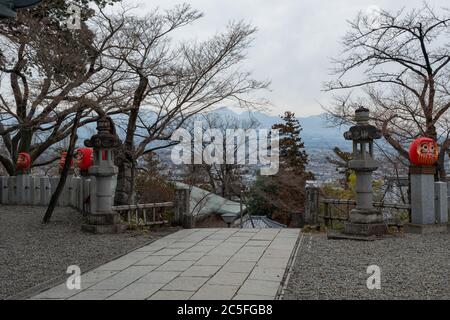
[
  {"left": 112, "top": 202, "right": 173, "bottom": 211},
  {"left": 320, "top": 198, "right": 410, "bottom": 210}
]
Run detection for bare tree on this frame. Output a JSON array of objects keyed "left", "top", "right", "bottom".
[
  {"left": 182, "top": 112, "right": 259, "bottom": 199},
  {"left": 0, "top": 0, "right": 126, "bottom": 175},
  {"left": 326, "top": 146, "right": 353, "bottom": 188},
  {"left": 324, "top": 4, "right": 450, "bottom": 179},
  {"left": 97, "top": 4, "right": 269, "bottom": 205}
]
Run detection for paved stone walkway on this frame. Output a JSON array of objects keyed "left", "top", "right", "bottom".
[{"left": 32, "top": 228, "right": 300, "bottom": 300}]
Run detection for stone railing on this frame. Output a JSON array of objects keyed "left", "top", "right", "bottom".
[
  {"left": 0, "top": 175, "right": 192, "bottom": 227},
  {"left": 0, "top": 175, "right": 97, "bottom": 213}
]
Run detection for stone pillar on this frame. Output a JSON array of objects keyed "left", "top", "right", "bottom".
[
  {"left": 68, "top": 176, "right": 78, "bottom": 208},
  {"left": 339, "top": 107, "right": 387, "bottom": 239},
  {"left": 73, "top": 177, "right": 82, "bottom": 210},
  {"left": 409, "top": 166, "right": 436, "bottom": 224},
  {"left": 405, "top": 166, "right": 447, "bottom": 234},
  {"left": 30, "top": 177, "right": 41, "bottom": 206},
  {"left": 435, "top": 181, "right": 448, "bottom": 224},
  {"left": 447, "top": 179, "right": 450, "bottom": 222},
  {"left": 0, "top": 177, "right": 9, "bottom": 204},
  {"left": 174, "top": 186, "right": 192, "bottom": 228},
  {"left": 305, "top": 185, "right": 320, "bottom": 225},
  {"left": 40, "top": 177, "right": 51, "bottom": 206},
  {"left": 81, "top": 116, "right": 126, "bottom": 234},
  {"left": 16, "top": 174, "right": 31, "bottom": 205},
  {"left": 8, "top": 176, "right": 17, "bottom": 205}
]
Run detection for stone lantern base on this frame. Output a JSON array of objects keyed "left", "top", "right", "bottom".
[
  {"left": 328, "top": 209, "right": 387, "bottom": 241},
  {"left": 82, "top": 213, "right": 127, "bottom": 234},
  {"left": 343, "top": 222, "right": 388, "bottom": 237}
]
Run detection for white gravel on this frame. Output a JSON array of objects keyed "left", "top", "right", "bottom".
[
  {"left": 283, "top": 232, "right": 450, "bottom": 300},
  {"left": 0, "top": 206, "right": 178, "bottom": 300}
]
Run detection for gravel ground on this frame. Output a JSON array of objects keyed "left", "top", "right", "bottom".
[
  {"left": 0, "top": 206, "right": 179, "bottom": 300},
  {"left": 283, "top": 232, "right": 450, "bottom": 300}
]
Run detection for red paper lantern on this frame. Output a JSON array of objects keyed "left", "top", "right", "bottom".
[
  {"left": 75, "top": 148, "right": 94, "bottom": 171},
  {"left": 59, "top": 151, "right": 74, "bottom": 171},
  {"left": 16, "top": 152, "right": 31, "bottom": 171},
  {"left": 409, "top": 137, "right": 439, "bottom": 166}
]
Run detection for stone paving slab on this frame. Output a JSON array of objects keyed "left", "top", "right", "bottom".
[{"left": 32, "top": 228, "right": 300, "bottom": 300}]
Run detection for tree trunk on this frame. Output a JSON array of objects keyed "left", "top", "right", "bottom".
[
  {"left": 42, "top": 110, "right": 82, "bottom": 223},
  {"left": 114, "top": 74, "right": 148, "bottom": 206},
  {"left": 114, "top": 157, "right": 134, "bottom": 206}
]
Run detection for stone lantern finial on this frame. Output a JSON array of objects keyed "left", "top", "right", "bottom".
[{"left": 355, "top": 106, "right": 369, "bottom": 124}]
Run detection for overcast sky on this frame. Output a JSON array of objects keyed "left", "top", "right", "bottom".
[{"left": 123, "top": 0, "right": 449, "bottom": 117}]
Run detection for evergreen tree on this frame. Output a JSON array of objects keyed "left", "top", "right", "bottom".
[
  {"left": 272, "top": 111, "right": 309, "bottom": 174},
  {"left": 247, "top": 111, "right": 314, "bottom": 227}
]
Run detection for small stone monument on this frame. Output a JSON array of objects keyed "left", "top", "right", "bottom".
[
  {"left": 329, "top": 107, "right": 387, "bottom": 240},
  {"left": 81, "top": 116, "right": 126, "bottom": 234},
  {"left": 405, "top": 137, "right": 448, "bottom": 233}
]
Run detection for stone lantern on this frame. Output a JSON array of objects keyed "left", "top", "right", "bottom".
[
  {"left": 81, "top": 116, "right": 126, "bottom": 233},
  {"left": 342, "top": 107, "right": 387, "bottom": 237}
]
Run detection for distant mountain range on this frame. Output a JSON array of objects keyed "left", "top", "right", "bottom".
[
  {"left": 76, "top": 107, "right": 350, "bottom": 153},
  {"left": 211, "top": 107, "right": 350, "bottom": 151}
]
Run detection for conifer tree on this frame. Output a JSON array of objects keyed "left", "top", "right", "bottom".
[{"left": 272, "top": 111, "right": 309, "bottom": 174}]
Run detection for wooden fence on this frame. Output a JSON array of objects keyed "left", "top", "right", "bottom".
[
  {"left": 112, "top": 202, "right": 173, "bottom": 227},
  {"left": 304, "top": 186, "right": 411, "bottom": 228},
  {"left": 320, "top": 198, "right": 411, "bottom": 227}
]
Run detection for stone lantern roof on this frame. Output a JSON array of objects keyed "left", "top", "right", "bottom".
[
  {"left": 84, "top": 116, "right": 120, "bottom": 149},
  {"left": 344, "top": 107, "right": 381, "bottom": 142}
]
